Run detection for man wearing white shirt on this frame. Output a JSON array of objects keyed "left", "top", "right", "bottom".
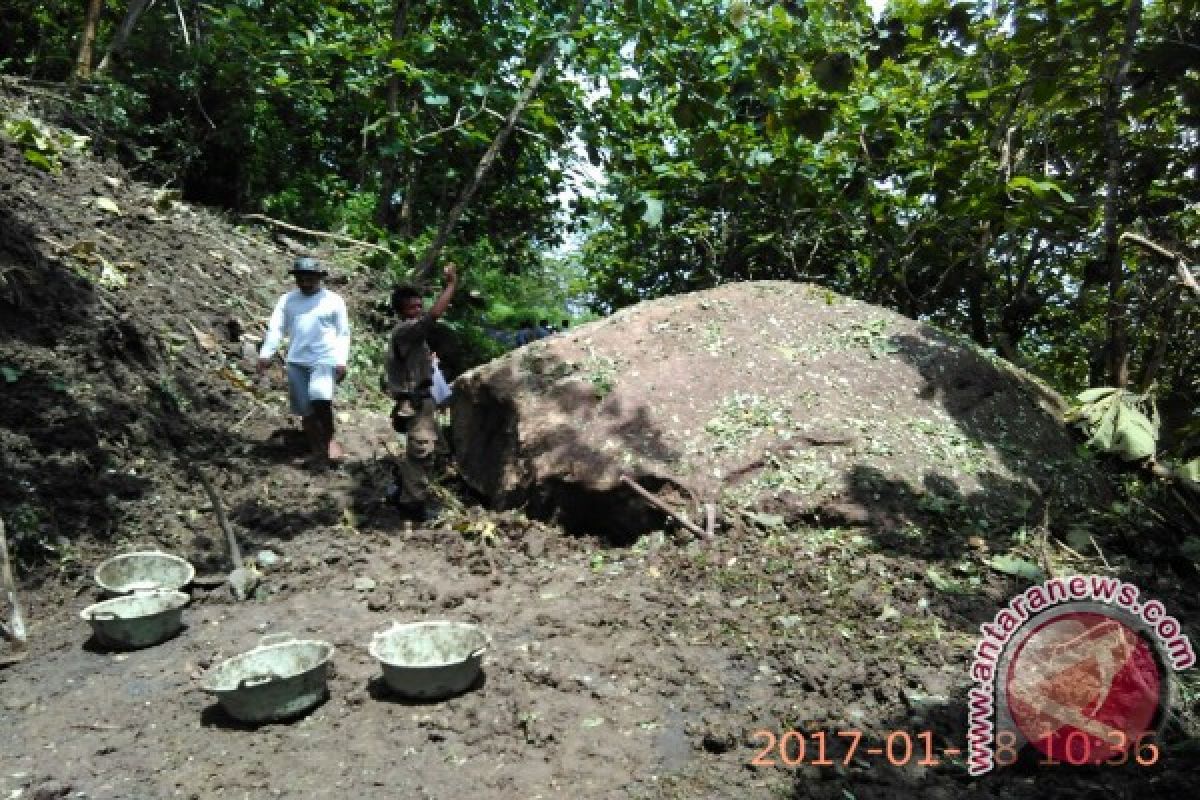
[{"left": 257, "top": 257, "right": 351, "bottom": 465}]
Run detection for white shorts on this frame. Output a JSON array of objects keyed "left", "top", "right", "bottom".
[{"left": 286, "top": 363, "right": 336, "bottom": 416}]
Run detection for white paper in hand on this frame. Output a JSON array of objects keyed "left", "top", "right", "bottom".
[{"left": 431, "top": 364, "right": 452, "bottom": 404}]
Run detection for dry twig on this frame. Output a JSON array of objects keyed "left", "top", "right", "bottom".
[
  {"left": 0, "top": 518, "right": 29, "bottom": 658},
  {"left": 1089, "top": 533, "right": 1113, "bottom": 572},
  {"left": 1120, "top": 232, "right": 1200, "bottom": 299},
  {"left": 241, "top": 214, "right": 393, "bottom": 257},
  {"left": 193, "top": 467, "right": 242, "bottom": 567},
  {"left": 620, "top": 475, "right": 711, "bottom": 540}
]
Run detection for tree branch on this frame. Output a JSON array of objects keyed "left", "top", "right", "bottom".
[
  {"left": 412, "top": 0, "right": 587, "bottom": 282},
  {"left": 241, "top": 214, "right": 393, "bottom": 257},
  {"left": 1120, "top": 232, "right": 1200, "bottom": 300},
  {"left": 620, "top": 475, "right": 711, "bottom": 540},
  {"left": 97, "top": 0, "right": 154, "bottom": 74},
  {"left": 0, "top": 518, "right": 28, "bottom": 651},
  {"left": 481, "top": 107, "right": 549, "bottom": 141},
  {"left": 173, "top": 0, "right": 191, "bottom": 47},
  {"left": 410, "top": 101, "right": 487, "bottom": 145}
]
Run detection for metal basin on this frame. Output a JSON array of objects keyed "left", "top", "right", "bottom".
[
  {"left": 202, "top": 634, "right": 335, "bottom": 723},
  {"left": 369, "top": 621, "right": 488, "bottom": 700},
  {"left": 80, "top": 589, "right": 189, "bottom": 649},
  {"left": 94, "top": 551, "right": 195, "bottom": 595}
]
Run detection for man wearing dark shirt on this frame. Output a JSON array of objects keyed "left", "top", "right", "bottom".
[{"left": 386, "top": 263, "right": 458, "bottom": 519}]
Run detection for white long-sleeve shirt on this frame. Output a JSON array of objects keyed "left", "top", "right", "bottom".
[{"left": 259, "top": 288, "right": 351, "bottom": 366}]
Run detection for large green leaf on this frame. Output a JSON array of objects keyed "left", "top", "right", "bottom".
[
  {"left": 1075, "top": 387, "right": 1118, "bottom": 404},
  {"left": 1007, "top": 176, "right": 1075, "bottom": 203},
  {"left": 1175, "top": 458, "right": 1200, "bottom": 490},
  {"left": 1110, "top": 405, "right": 1157, "bottom": 462}
]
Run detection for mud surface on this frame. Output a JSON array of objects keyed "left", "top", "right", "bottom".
[{"left": 4, "top": 477, "right": 1199, "bottom": 798}]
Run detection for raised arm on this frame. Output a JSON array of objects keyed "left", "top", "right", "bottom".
[{"left": 428, "top": 262, "right": 459, "bottom": 321}]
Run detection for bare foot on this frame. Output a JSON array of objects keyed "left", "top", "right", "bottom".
[{"left": 327, "top": 440, "right": 345, "bottom": 462}]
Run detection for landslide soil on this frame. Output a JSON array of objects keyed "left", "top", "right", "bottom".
[
  {"left": 452, "top": 282, "right": 1107, "bottom": 536},
  {"left": 2, "top": 89, "right": 1199, "bottom": 799}
]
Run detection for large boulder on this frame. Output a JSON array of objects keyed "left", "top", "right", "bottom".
[{"left": 450, "top": 282, "right": 1108, "bottom": 539}]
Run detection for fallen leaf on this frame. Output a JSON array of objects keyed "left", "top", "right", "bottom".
[
  {"left": 94, "top": 197, "right": 121, "bottom": 214},
  {"left": 188, "top": 321, "right": 217, "bottom": 352},
  {"left": 986, "top": 554, "right": 1044, "bottom": 581},
  {"left": 743, "top": 511, "right": 785, "bottom": 529},
  {"left": 218, "top": 366, "right": 254, "bottom": 393},
  {"left": 152, "top": 188, "right": 180, "bottom": 212},
  {"left": 68, "top": 240, "right": 99, "bottom": 261},
  {"left": 926, "top": 567, "right": 955, "bottom": 592},
  {"left": 98, "top": 259, "right": 126, "bottom": 289}
]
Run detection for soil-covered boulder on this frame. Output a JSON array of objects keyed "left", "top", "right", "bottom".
[{"left": 451, "top": 281, "right": 1108, "bottom": 539}]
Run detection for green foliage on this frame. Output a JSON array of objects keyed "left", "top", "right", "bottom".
[
  {"left": 4, "top": 0, "right": 585, "bottom": 274},
  {"left": 1176, "top": 458, "right": 1200, "bottom": 491},
  {"left": 4, "top": 503, "right": 78, "bottom": 574},
  {"left": 1, "top": 115, "right": 88, "bottom": 172},
  {"left": 583, "top": 351, "right": 617, "bottom": 398},
  {"left": 1066, "top": 387, "right": 1159, "bottom": 462}
]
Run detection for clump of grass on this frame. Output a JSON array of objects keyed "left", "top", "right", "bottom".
[
  {"left": 582, "top": 351, "right": 619, "bottom": 398},
  {"left": 841, "top": 318, "right": 899, "bottom": 358},
  {"left": 704, "top": 393, "right": 792, "bottom": 452}
]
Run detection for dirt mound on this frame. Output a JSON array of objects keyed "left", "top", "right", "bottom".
[{"left": 452, "top": 282, "right": 1108, "bottom": 539}]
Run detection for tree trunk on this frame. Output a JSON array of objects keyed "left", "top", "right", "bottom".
[
  {"left": 412, "top": 0, "right": 587, "bottom": 282},
  {"left": 74, "top": 0, "right": 106, "bottom": 81},
  {"left": 96, "top": 0, "right": 153, "bottom": 74},
  {"left": 996, "top": 233, "right": 1045, "bottom": 363},
  {"left": 966, "top": 221, "right": 992, "bottom": 347},
  {"left": 1100, "top": 0, "right": 1143, "bottom": 388},
  {"left": 399, "top": 163, "right": 417, "bottom": 237},
  {"left": 376, "top": 0, "right": 411, "bottom": 230},
  {"left": 1135, "top": 289, "right": 1181, "bottom": 392}
]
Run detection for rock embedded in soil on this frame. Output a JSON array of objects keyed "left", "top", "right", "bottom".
[
  {"left": 451, "top": 281, "right": 1109, "bottom": 539},
  {"left": 256, "top": 549, "right": 281, "bottom": 571}
]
